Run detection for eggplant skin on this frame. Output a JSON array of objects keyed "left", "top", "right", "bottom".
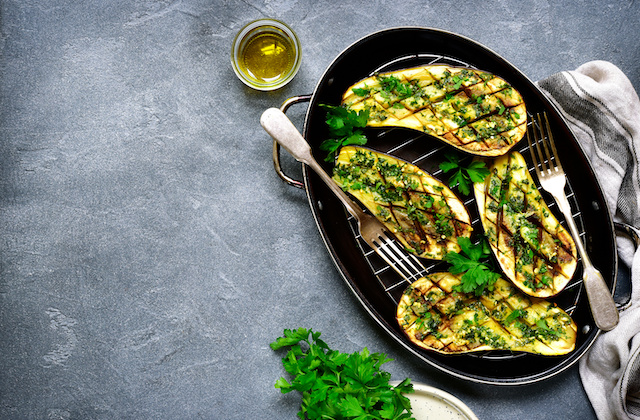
[
  {"left": 396, "top": 273, "right": 577, "bottom": 355},
  {"left": 332, "top": 146, "right": 472, "bottom": 260},
  {"left": 474, "top": 151, "right": 577, "bottom": 298},
  {"left": 341, "top": 65, "right": 527, "bottom": 157}
]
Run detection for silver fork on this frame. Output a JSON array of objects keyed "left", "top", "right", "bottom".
[
  {"left": 260, "top": 107, "right": 426, "bottom": 284},
  {"left": 527, "top": 112, "right": 619, "bottom": 331}
]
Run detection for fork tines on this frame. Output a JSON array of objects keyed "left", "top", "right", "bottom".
[
  {"left": 371, "top": 232, "right": 427, "bottom": 284},
  {"left": 527, "top": 112, "right": 563, "bottom": 176}
]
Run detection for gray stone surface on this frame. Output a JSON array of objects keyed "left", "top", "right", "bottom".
[{"left": 1, "top": 1, "right": 639, "bottom": 419}]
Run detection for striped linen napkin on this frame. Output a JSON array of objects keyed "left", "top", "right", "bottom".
[{"left": 538, "top": 61, "right": 640, "bottom": 420}]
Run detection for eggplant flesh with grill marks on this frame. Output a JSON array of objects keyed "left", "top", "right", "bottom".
[
  {"left": 341, "top": 65, "right": 527, "bottom": 157},
  {"left": 332, "top": 146, "right": 472, "bottom": 260},
  {"left": 396, "top": 273, "right": 577, "bottom": 355},
  {"left": 474, "top": 151, "right": 577, "bottom": 298}
]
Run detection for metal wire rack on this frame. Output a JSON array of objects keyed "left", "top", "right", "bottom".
[{"left": 340, "top": 54, "right": 588, "bottom": 352}]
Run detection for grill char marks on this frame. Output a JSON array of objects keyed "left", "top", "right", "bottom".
[
  {"left": 341, "top": 65, "right": 527, "bottom": 157},
  {"left": 332, "top": 146, "right": 472, "bottom": 260},
  {"left": 396, "top": 273, "right": 577, "bottom": 355},
  {"left": 474, "top": 151, "right": 577, "bottom": 297}
]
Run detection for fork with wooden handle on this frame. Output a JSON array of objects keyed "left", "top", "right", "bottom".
[
  {"left": 527, "top": 112, "right": 619, "bottom": 331},
  {"left": 260, "top": 107, "right": 426, "bottom": 283}
]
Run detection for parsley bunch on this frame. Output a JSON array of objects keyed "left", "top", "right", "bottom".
[
  {"left": 319, "top": 105, "right": 369, "bottom": 162},
  {"left": 445, "top": 237, "right": 501, "bottom": 296},
  {"left": 439, "top": 152, "right": 490, "bottom": 195},
  {"left": 270, "top": 328, "right": 415, "bottom": 420}
]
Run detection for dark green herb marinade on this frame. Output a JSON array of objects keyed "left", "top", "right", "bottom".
[
  {"left": 396, "top": 273, "right": 577, "bottom": 355},
  {"left": 474, "top": 151, "right": 578, "bottom": 298},
  {"left": 332, "top": 146, "right": 472, "bottom": 260},
  {"left": 341, "top": 64, "right": 528, "bottom": 156}
]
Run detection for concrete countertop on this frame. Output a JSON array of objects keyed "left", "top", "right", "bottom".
[{"left": 1, "top": 1, "right": 639, "bottom": 419}]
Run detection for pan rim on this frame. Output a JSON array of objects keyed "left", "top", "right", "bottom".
[{"left": 295, "top": 26, "right": 616, "bottom": 385}]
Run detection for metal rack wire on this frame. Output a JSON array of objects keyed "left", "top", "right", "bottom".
[{"left": 340, "top": 54, "right": 588, "bottom": 357}]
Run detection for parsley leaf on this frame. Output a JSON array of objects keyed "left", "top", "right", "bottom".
[
  {"left": 445, "top": 237, "right": 500, "bottom": 296},
  {"left": 439, "top": 152, "right": 490, "bottom": 195},
  {"left": 466, "top": 160, "right": 491, "bottom": 183},
  {"left": 505, "top": 308, "right": 527, "bottom": 324},
  {"left": 270, "top": 328, "right": 415, "bottom": 420},
  {"left": 535, "top": 319, "right": 562, "bottom": 340},
  {"left": 319, "top": 105, "right": 370, "bottom": 162},
  {"left": 352, "top": 87, "right": 371, "bottom": 97}
]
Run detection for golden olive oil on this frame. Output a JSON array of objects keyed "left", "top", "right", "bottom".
[{"left": 239, "top": 30, "right": 295, "bottom": 84}]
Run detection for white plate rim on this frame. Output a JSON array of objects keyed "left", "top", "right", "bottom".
[{"left": 391, "top": 380, "right": 479, "bottom": 420}]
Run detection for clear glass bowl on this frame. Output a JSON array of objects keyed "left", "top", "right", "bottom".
[{"left": 231, "top": 19, "right": 302, "bottom": 91}]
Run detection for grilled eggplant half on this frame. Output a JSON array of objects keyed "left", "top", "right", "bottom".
[
  {"left": 341, "top": 65, "right": 527, "bottom": 157},
  {"left": 396, "top": 273, "right": 577, "bottom": 355},
  {"left": 332, "top": 146, "right": 472, "bottom": 260},
  {"left": 474, "top": 151, "right": 577, "bottom": 297}
]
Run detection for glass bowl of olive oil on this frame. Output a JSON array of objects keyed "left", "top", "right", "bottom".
[{"left": 231, "top": 19, "right": 302, "bottom": 91}]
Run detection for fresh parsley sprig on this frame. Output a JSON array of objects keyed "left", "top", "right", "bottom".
[
  {"left": 439, "top": 152, "right": 490, "bottom": 195},
  {"left": 319, "top": 105, "right": 369, "bottom": 162},
  {"left": 445, "top": 237, "right": 501, "bottom": 296},
  {"left": 270, "top": 328, "right": 415, "bottom": 420}
]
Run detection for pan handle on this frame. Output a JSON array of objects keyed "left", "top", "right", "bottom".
[
  {"left": 272, "top": 95, "right": 313, "bottom": 189},
  {"left": 613, "top": 222, "right": 640, "bottom": 310}
]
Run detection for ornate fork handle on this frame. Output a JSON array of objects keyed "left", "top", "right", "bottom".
[
  {"left": 261, "top": 107, "right": 427, "bottom": 284},
  {"left": 549, "top": 186, "right": 619, "bottom": 331},
  {"left": 260, "top": 108, "right": 367, "bottom": 221}
]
